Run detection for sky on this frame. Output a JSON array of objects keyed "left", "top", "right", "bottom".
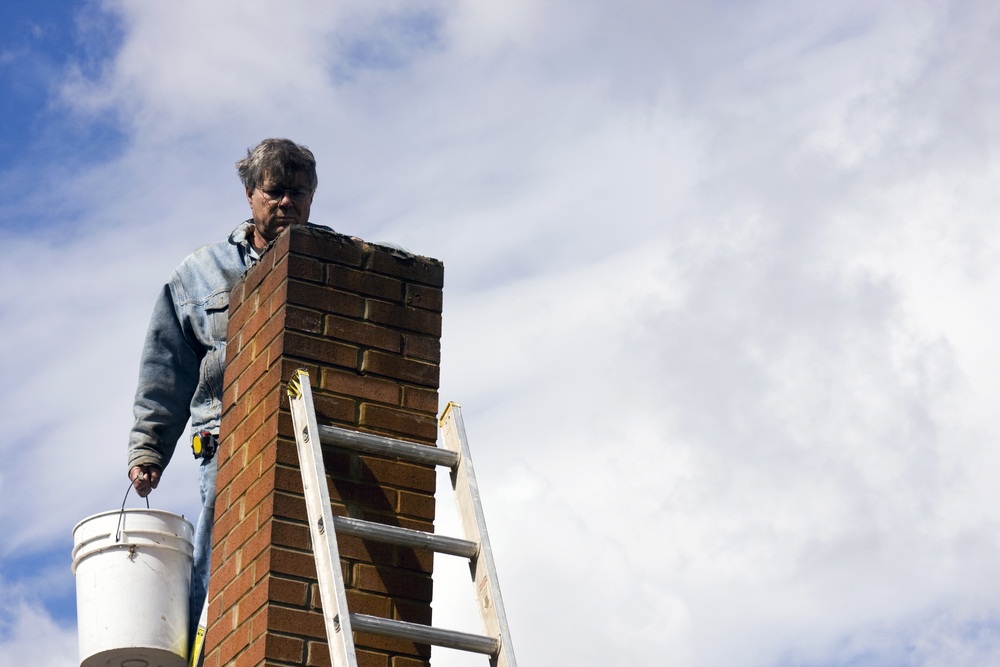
[{"left": 1, "top": 0, "right": 999, "bottom": 665}]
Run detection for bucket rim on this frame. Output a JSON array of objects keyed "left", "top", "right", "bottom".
[{"left": 72, "top": 508, "right": 193, "bottom": 536}]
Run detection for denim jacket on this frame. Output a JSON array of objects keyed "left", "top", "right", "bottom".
[{"left": 128, "top": 221, "right": 258, "bottom": 470}]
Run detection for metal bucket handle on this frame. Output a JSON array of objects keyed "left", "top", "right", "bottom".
[{"left": 115, "top": 479, "right": 150, "bottom": 542}]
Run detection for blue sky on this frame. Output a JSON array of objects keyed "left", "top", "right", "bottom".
[
  {"left": 3, "top": 1, "right": 1000, "bottom": 666},
  {"left": 1, "top": 1, "right": 124, "bottom": 173}
]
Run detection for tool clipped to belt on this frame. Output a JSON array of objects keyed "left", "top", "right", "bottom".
[{"left": 191, "top": 430, "right": 218, "bottom": 460}]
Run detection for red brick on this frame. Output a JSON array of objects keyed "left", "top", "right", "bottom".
[
  {"left": 251, "top": 305, "right": 289, "bottom": 354},
  {"left": 239, "top": 523, "right": 274, "bottom": 565},
  {"left": 274, "top": 438, "right": 298, "bottom": 467},
  {"left": 236, "top": 580, "right": 270, "bottom": 625},
  {"left": 361, "top": 350, "right": 439, "bottom": 388},
  {"left": 209, "top": 546, "right": 239, "bottom": 593},
  {"left": 240, "top": 253, "right": 271, "bottom": 296},
  {"left": 344, "top": 589, "right": 392, "bottom": 617},
  {"left": 401, "top": 333, "right": 441, "bottom": 364},
  {"left": 328, "top": 264, "right": 403, "bottom": 301},
  {"left": 247, "top": 253, "right": 289, "bottom": 308},
  {"left": 228, "top": 459, "right": 263, "bottom": 506},
  {"left": 202, "top": 648, "right": 220, "bottom": 667},
  {"left": 274, "top": 464, "right": 304, "bottom": 495},
  {"left": 276, "top": 412, "right": 298, "bottom": 446},
  {"left": 321, "top": 449, "right": 354, "bottom": 478},
  {"left": 395, "top": 545, "right": 434, "bottom": 574},
  {"left": 244, "top": 420, "right": 279, "bottom": 460},
  {"left": 218, "top": 564, "right": 254, "bottom": 612},
  {"left": 396, "top": 489, "right": 435, "bottom": 521},
  {"left": 229, "top": 402, "right": 264, "bottom": 449},
  {"left": 267, "top": 605, "right": 326, "bottom": 638},
  {"left": 379, "top": 516, "right": 433, "bottom": 534},
  {"left": 321, "top": 368, "right": 400, "bottom": 405},
  {"left": 222, "top": 345, "right": 254, "bottom": 397},
  {"left": 326, "top": 476, "right": 396, "bottom": 510},
  {"left": 305, "top": 640, "right": 396, "bottom": 667},
  {"left": 223, "top": 504, "right": 261, "bottom": 556},
  {"left": 365, "top": 300, "right": 442, "bottom": 337},
  {"left": 284, "top": 331, "right": 360, "bottom": 369},
  {"left": 391, "top": 656, "right": 430, "bottom": 667},
  {"left": 324, "top": 314, "right": 403, "bottom": 352},
  {"left": 266, "top": 633, "right": 306, "bottom": 662},
  {"left": 233, "top": 633, "right": 266, "bottom": 667},
  {"left": 306, "top": 640, "right": 332, "bottom": 667},
  {"left": 244, "top": 472, "right": 276, "bottom": 516},
  {"left": 212, "top": 497, "right": 244, "bottom": 545},
  {"left": 224, "top": 435, "right": 252, "bottom": 471},
  {"left": 203, "top": 604, "right": 233, "bottom": 656},
  {"left": 403, "top": 284, "right": 442, "bottom": 313},
  {"left": 227, "top": 282, "right": 252, "bottom": 333},
  {"left": 287, "top": 253, "right": 324, "bottom": 283},
  {"left": 249, "top": 606, "right": 270, "bottom": 644},
  {"left": 237, "top": 293, "right": 277, "bottom": 349},
  {"left": 252, "top": 304, "right": 286, "bottom": 362},
  {"left": 287, "top": 279, "right": 363, "bottom": 318},
  {"left": 272, "top": 490, "right": 309, "bottom": 522},
  {"left": 269, "top": 575, "right": 309, "bottom": 607},
  {"left": 266, "top": 223, "right": 293, "bottom": 261},
  {"left": 357, "top": 457, "right": 436, "bottom": 493},
  {"left": 356, "top": 649, "right": 392, "bottom": 667},
  {"left": 393, "top": 597, "right": 433, "bottom": 626},
  {"left": 241, "top": 364, "right": 283, "bottom": 419},
  {"left": 286, "top": 304, "right": 324, "bottom": 334},
  {"left": 230, "top": 346, "right": 272, "bottom": 405},
  {"left": 218, "top": 623, "right": 251, "bottom": 666},
  {"left": 359, "top": 403, "right": 438, "bottom": 441},
  {"left": 365, "top": 249, "right": 444, "bottom": 288},
  {"left": 353, "top": 628, "right": 430, "bottom": 659},
  {"left": 312, "top": 391, "right": 357, "bottom": 424},
  {"left": 400, "top": 386, "right": 438, "bottom": 414},
  {"left": 271, "top": 519, "right": 311, "bottom": 551},
  {"left": 265, "top": 546, "right": 318, "bottom": 580},
  {"left": 337, "top": 534, "right": 395, "bottom": 566},
  {"left": 354, "top": 563, "right": 433, "bottom": 601},
  {"left": 287, "top": 225, "right": 366, "bottom": 266}
]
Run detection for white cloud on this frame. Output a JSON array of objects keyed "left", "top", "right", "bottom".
[
  {"left": 3, "top": 0, "right": 1000, "bottom": 665},
  {"left": 0, "top": 600, "right": 77, "bottom": 667},
  {"left": 0, "top": 565, "right": 77, "bottom": 667}
]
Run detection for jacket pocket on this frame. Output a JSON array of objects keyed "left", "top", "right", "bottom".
[{"left": 204, "top": 292, "right": 230, "bottom": 341}]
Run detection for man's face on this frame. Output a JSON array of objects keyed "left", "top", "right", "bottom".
[{"left": 246, "top": 170, "right": 314, "bottom": 245}]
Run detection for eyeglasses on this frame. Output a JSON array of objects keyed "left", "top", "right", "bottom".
[{"left": 256, "top": 186, "right": 312, "bottom": 203}]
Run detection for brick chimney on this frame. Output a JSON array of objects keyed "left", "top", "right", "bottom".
[{"left": 202, "top": 225, "right": 444, "bottom": 667}]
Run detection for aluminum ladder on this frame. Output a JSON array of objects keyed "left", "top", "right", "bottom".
[{"left": 286, "top": 369, "right": 517, "bottom": 667}]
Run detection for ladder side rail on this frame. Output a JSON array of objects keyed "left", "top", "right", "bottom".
[
  {"left": 350, "top": 613, "right": 500, "bottom": 655},
  {"left": 318, "top": 424, "right": 459, "bottom": 468},
  {"left": 287, "top": 370, "right": 359, "bottom": 667},
  {"left": 439, "top": 402, "right": 518, "bottom": 667}
]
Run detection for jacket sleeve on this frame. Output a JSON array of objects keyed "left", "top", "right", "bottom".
[{"left": 127, "top": 283, "right": 202, "bottom": 470}]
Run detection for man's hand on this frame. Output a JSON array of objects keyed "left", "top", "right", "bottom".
[{"left": 129, "top": 464, "right": 162, "bottom": 497}]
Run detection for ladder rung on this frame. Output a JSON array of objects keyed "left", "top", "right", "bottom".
[
  {"left": 317, "top": 424, "right": 459, "bottom": 468},
  {"left": 333, "top": 516, "right": 479, "bottom": 559},
  {"left": 350, "top": 613, "right": 500, "bottom": 656}
]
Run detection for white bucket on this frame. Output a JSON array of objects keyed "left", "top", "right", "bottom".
[{"left": 72, "top": 509, "right": 194, "bottom": 667}]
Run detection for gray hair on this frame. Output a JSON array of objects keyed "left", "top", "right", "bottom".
[{"left": 236, "top": 138, "right": 318, "bottom": 192}]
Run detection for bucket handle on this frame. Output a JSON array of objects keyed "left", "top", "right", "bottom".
[{"left": 115, "top": 479, "right": 150, "bottom": 542}]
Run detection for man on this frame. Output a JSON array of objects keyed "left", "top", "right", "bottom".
[{"left": 127, "top": 138, "right": 318, "bottom": 643}]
